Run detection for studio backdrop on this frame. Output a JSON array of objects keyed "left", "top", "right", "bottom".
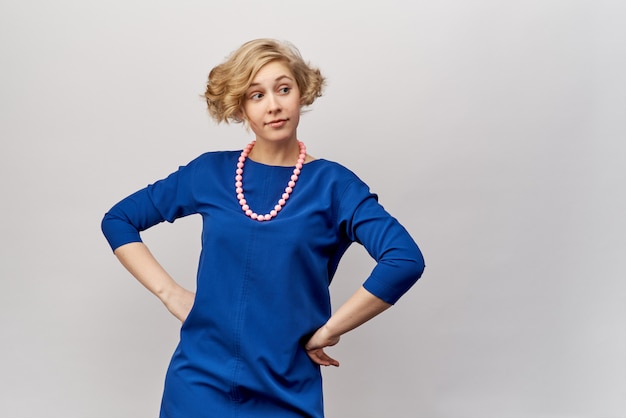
[{"left": 1, "top": 1, "right": 624, "bottom": 417}]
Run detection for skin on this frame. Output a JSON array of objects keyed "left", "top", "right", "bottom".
[
  {"left": 240, "top": 60, "right": 308, "bottom": 166},
  {"left": 113, "top": 60, "right": 391, "bottom": 367}
]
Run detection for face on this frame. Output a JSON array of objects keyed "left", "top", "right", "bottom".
[{"left": 242, "top": 61, "right": 301, "bottom": 144}]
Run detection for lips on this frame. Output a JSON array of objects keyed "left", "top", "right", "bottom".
[{"left": 266, "top": 119, "right": 288, "bottom": 128}]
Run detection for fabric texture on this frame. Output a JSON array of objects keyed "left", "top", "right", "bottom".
[{"left": 102, "top": 151, "right": 425, "bottom": 418}]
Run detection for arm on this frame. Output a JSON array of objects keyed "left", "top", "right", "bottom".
[
  {"left": 102, "top": 161, "right": 201, "bottom": 321},
  {"left": 304, "top": 286, "right": 391, "bottom": 367},
  {"left": 305, "top": 176, "right": 425, "bottom": 367},
  {"left": 114, "top": 242, "right": 195, "bottom": 322}
]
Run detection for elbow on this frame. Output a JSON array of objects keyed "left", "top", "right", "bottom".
[
  {"left": 413, "top": 248, "right": 426, "bottom": 279},
  {"left": 101, "top": 211, "right": 118, "bottom": 240},
  {"left": 100, "top": 211, "right": 142, "bottom": 253},
  {"left": 100, "top": 212, "right": 117, "bottom": 251},
  {"left": 394, "top": 244, "right": 426, "bottom": 281},
  {"left": 409, "top": 257, "right": 426, "bottom": 281},
  {"left": 407, "top": 240, "right": 426, "bottom": 279},
  {"left": 396, "top": 248, "right": 426, "bottom": 292},
  {"left": 401, "top": 256, "right": 425, "bottom": 289},
  {"left": 101, "top": 212, "right": 111, "bottom": 238}
]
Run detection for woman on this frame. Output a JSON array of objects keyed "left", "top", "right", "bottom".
[{"left": 102, "top": 38, "right": 425, "bottom": 418}]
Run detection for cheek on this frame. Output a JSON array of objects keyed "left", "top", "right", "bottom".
[{"left": 243, "top": 107, "right": 260, "bottom": 124}]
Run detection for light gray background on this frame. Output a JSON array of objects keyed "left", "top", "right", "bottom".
[{"left": 1, "top": 1, "right": 624, "bottom": 417}]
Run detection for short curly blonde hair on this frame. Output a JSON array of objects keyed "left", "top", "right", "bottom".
[{"left": 205, "top": 39, "right": 325, "bottom": 124}]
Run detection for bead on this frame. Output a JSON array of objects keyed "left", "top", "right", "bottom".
[{"left": 236, "top": 140, "right": 306, "bottom": 221}]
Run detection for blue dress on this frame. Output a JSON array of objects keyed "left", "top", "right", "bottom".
[{"left": 102, "top": 151, "right": 425, "bottom": 418}]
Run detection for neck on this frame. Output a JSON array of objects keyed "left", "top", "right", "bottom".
[{"left": 247, "top": 138, "right": 301, "bottom": 166}]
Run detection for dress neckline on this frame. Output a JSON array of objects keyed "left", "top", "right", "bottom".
[{"left": 244, "top": 156, "right": 324, "bottom": 169}]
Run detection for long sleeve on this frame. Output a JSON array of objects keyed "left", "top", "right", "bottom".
[
  {"left": 101, "top": 159, "right": 199, "bottom": 252},
  {"left": 337, "top": 178, "right": 425, "bottom": 304}
]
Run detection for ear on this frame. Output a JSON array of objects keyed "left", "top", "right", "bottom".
[
  {"left": 235, "top": 108, "right": 247, "bottom": 123},
  {"left": 299, "top": 94, "right": 309, "bottom": 107},
  {"left": 236, "top": 110, "right": 250, "bottom": 130}
]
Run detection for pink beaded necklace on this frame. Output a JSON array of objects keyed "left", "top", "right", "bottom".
[{"left": 235, "top": 140, "right": 306, "bottom": 222}]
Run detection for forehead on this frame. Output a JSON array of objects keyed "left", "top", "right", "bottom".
[{"left": 249, "top": 61, "right": 295, "bottom": 86}]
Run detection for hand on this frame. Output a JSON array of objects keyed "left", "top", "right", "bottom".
[
  {"left": 304, "top": 325, "right": 340, "bottom": 367},
  {"left": 162, "top": 285, "right": 195, "bottom": 323}
]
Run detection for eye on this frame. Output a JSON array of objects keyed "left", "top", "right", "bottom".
[
  {"left": 250, "top": 92, "right": 263, "bottom": 100},
  {"left": 278, "top": 86, "right": 291, "bottom": 94}
]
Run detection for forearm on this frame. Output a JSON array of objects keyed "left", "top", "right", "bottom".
[
  {"left": 114, "top": 242, "right": 178, "bottom": 300},
  {"left": 304, "top": 286, "right": 391, "bottom": 366},
  {"left": 324, "top": 286, "right": 391, "bottom": 339},
  {"left": 113, "top": 242, "right": 194, "bottom": 321}
]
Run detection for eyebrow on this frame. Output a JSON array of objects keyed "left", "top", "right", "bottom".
[{"left": 248, "top": 75, "right": 294, "bottom": 88}]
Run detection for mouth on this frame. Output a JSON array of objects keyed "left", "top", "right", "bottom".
[{"left": 265, "top": 118, "right": 288, "bottom": 128}]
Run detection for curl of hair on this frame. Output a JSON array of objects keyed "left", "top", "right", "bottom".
[{"left": 205, "top": 39, "right": 325, "bottom": 124}]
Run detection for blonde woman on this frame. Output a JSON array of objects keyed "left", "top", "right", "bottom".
[{"left": 102, "top": 38, "right": 425, "bottom": 418}]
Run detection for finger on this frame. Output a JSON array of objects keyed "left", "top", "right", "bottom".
[
  {"left": 306, "top": 348, "right": 340, "bottom": 367},
  {"left": 323, "top": 354, "right": 340, "bottom": 367}
]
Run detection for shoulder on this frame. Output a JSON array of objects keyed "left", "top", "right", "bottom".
[
  {"left": 310, "top": 158, "right": 370, "bottom": 191},
  {"left": 187, "top": 150, "right": 241, "bottom": 167},
  {"left": 148, "top": 150, "right": 240, "bottom": 188},
  {"left": 307, "top": 159, "right": 375, "bottom": 209},
  {"left": 174, "top": 150, "right": 241, "bottom": 176},
  {"left": 309, "top": 158, "right": 361, "bottom": 183}
]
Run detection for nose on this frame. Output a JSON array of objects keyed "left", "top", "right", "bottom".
[{"left": 267, "top": 93, "right": 281, "bottom": 113}]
